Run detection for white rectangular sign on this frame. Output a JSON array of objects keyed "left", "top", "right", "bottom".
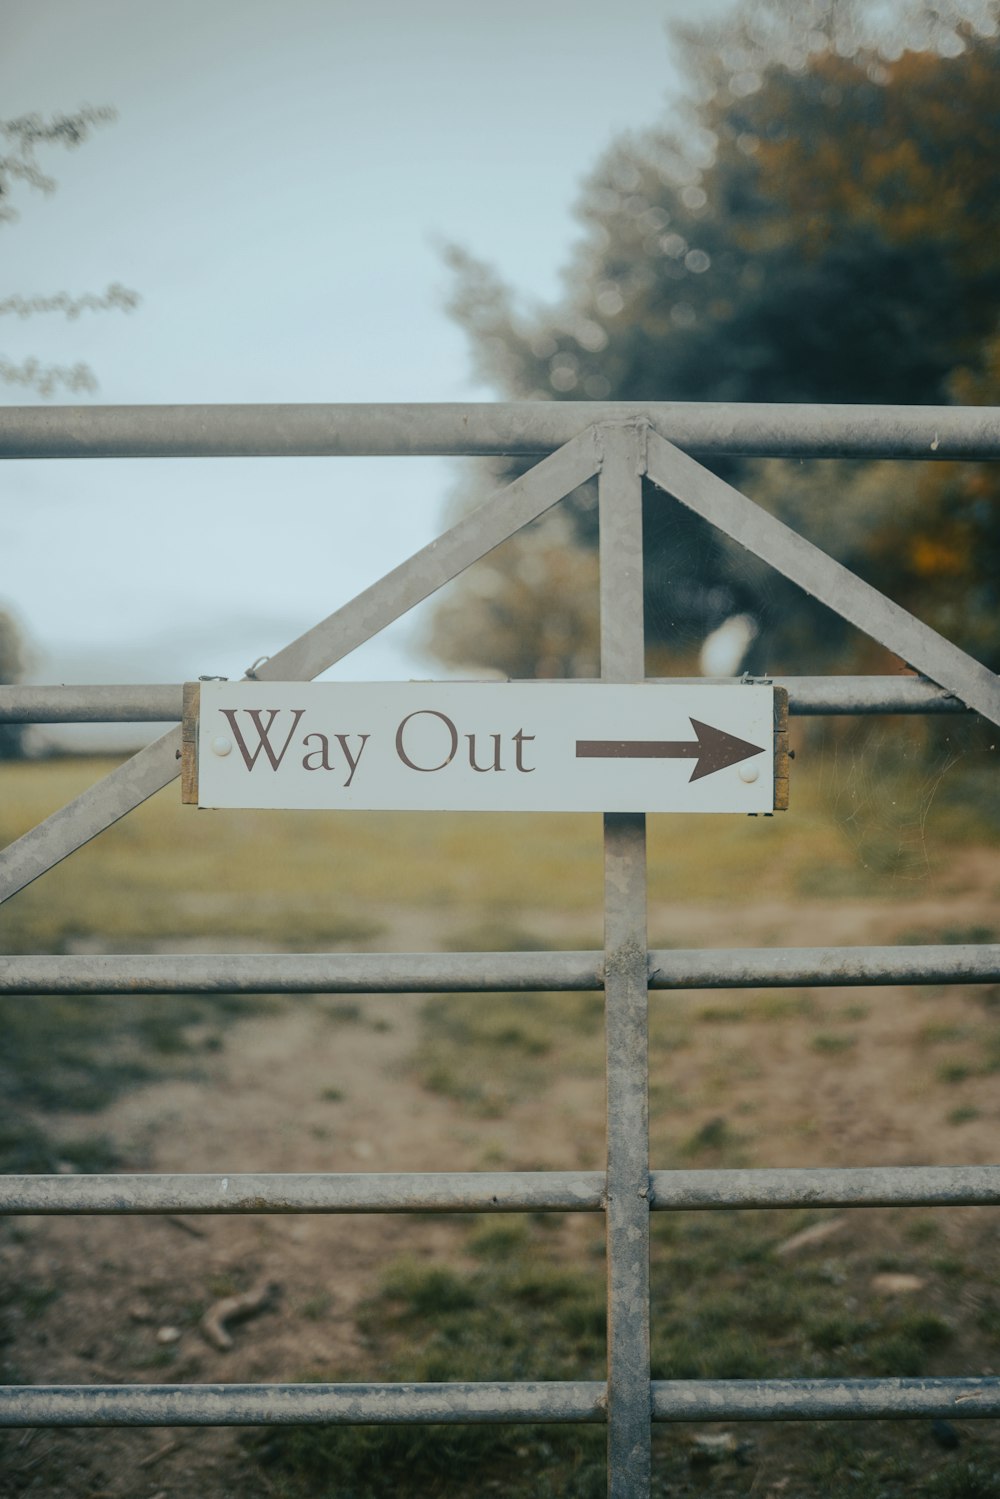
[{"left": 193, "top": 682, "right": 778, "bottom": 814}]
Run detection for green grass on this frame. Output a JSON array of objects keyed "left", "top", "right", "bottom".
[
  {"left": 254, "top": 1208, "right": 995, "bottom": 1499},
  {"left": 1, "top": 743, "right": 995, "bottom": 960},
  {"left": 678, "top": 1115, "right": 745, "bottom": 1163},
  {"left": 0, "top": 989, "right": 263, "bottom": 1116},
  {"left": 810, "top": 1031, "right": 858, "bottom": 1055},
  {"left": 0, "top": 973, "right": 281, "bottom": 1171},
  {"left": 0, "top": 1112, "right": 118, "bottom": 1175},
  {"left": 415, "top": 991, "right": 604, "bottom": 1117},
  {"left": 900, "top": 923, "right": 999, "bottom": 947},
  {"left": 746, "top": 990, "right": 817, "bottom": 1021},
  {"left": 938, "top": 1060, "right": 977, "bottom": 1085},
  {"left": 649, "top": 1212, "right": 965, "bottom": 1383},
  {"left": 0, "top": 1279, "right": 61, "bottom": 1320},
  {"left": 255, "top": 1223, "right": 609, "bottom": 1499}
]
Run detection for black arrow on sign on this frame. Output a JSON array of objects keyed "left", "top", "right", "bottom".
[{"left": 575, "top": 718, "right": 766, "bottom": 783}]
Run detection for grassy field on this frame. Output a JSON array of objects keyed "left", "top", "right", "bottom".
[
  {"left": 1, "top": 737, "right": 999, "bottom": 1497},
  {"left": 1, "top": 725, "right": 997, "bottom": 951}
]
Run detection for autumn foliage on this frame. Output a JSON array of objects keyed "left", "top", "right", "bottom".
[{"left": 435, "top": 9, "right": 1000, "bottom": 679}]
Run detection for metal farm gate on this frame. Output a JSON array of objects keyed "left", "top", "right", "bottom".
[{"left": 1, "top": 401, "right": 999, "bottom": 1497}]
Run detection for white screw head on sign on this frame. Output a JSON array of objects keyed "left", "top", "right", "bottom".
[
  {"left": 211, "top": 736, "right": 233, "bottom": 757},
  {"left": 738, "top": 763, "right": 760, "bottom": 783}
]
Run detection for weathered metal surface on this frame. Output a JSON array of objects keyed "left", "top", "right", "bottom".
[
  {"left": 1, "top": 401, "right": 999, "bottom": 459},
  {"left": 4, "top": 1164, "right": 996, "bottom": 1217},
  {"left": 0, "top": 432, "right": 599, "bottom": 906},
  {"left": 0, "top": 675, "right": 971, "bottom": 722},
  {"left": 0, "top": 685, "right": 185, "bottom": 721},
  {"left": 773, "top": 676, "right": 966, "bottom": 714},
  {"left": 4, "top": 1376, "right": 997, "bottom": 1428},
  {"left": 0, "top": 1171, "right": 606, "bottom": 1215},
  {"left": 652, "top": 1378, "right": 1000, "bottom": 1421},
  {"left": 0, "top": 950, "right": 603, "bottom": 993},
  {"left": 599, "top": 427, "right": 653, "bottom": 1495},
  {"left": 0, "top": 1381, "right": 608, "bottom": 1427},
  {"left": 649, "top": 1165, "right": 1000, "bottom": 1210},
  {"left": 0, "top": 1170, "right": 606, "bottom": 1215},
  {"left": 2, "top": 944, "right": 996, "bottom": 994},
  {"left": 649, "top": 944, "right": 1000, "bottom": 988},
  {"left": 647, "top": 431, "right": 1000, "bottom": 730}
]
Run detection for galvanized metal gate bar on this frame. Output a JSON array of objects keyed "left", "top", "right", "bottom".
[
  {"left": 2, "top": 403, "right": 998, "bottom": 1496},
  {"left": 1, "top": 943, "right": 997, "bottom": 992},
  {"left": 1, "top": 400, "right": 999, "bottom": 459},
  {"left": 3, "top": 1164, "right": 999, "bottom": 1216},
  {"left": 0, "top": 1382, "right": 608, "bottom": 1426},
  {"left": 649, "top": 1166, "right": 1000, "bottom": 1209},
  {"left": 0, "top": 675, "right": 971, "bottom": 721},
  {"left": 599, "top": 426, "right": 653, "bottom": 1492},
  {"left": 0, "top": 1171, "right": 606, "bottom": 1214},
  {"left": 652, "top": 1378, "right": 1000, "bottom": 1421},
  {"left": 4, "top": 1377, "right": 1000, "bottom": 1428}
]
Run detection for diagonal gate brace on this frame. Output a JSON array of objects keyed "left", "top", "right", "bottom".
[
  {"left": 0, "top": 429, "right": 601, "bottom": 904},
  {"left": 645, "top": 430, "right": 1000, "bottom": 730}
]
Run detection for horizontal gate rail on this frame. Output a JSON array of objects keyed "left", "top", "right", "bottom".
[
  {"left": 651, "top": 1378, "right": 1000, "bottom": 1422},
  {"left": 3, "top": 1378, "right": 999, "bottom": 1428},
  {"left": 2, "top": 400, "right": 999, "bottom": 459},
  {"left": 650, "top": 1165, "right": 1000, "bottom": 1209},
  {"left": 778, "top": 676, "right": 967, "bottom": 714},
  {"left": 0, "top": 685, "right": 185, "bottom": 721},
  {"left": 0, "top": 1381, "right": 607, "bottom": 1427},
  {"left": 0, "top": 951, "right": 606, "bottom": 993},
  {"left": 648, "top": 944, "right": 1000, "bottom": 988},
  {"left": 1, "top": 944, "right": 997, "bottom": 993},
  {"left": 0, "top": 675, "right": 971, "bottom": 722},
  {"left": 3, "top": 1165, "right": 998, "bottom": 1216},
  {"left": 0, "top": 1170, "right": 606, "bottom": 1214}
]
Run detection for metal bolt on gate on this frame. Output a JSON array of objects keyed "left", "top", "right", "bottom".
[{"left": 1, "top": 402, "right": 1000, "bottom": 1497}]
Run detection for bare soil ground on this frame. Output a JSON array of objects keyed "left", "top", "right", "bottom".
[{"left": 2, "top": 858, "right": 1000, "bottom": 1497}]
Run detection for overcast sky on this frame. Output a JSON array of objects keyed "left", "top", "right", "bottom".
[{"left": 1, "top": 0, "right": 729, "bottom": 742}]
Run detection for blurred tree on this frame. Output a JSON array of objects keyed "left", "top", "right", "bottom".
[
  {"left": 432, "top": 1, "right": 1000, "bottom": 679},
  {"left": 0, "top": 107, "right": 138, "bottom": 397},
  {"left": 427, "top": 508, "right": 601, "bottom": 680}
]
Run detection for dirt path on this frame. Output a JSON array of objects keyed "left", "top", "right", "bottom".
[
  {"left": 0, "top": 925, "right": 606, "bottom": 1496},
  {"left": 1, "top": 988, "right": 502, "bottom": 1494}
]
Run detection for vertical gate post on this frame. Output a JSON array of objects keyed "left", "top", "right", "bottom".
[{"left": 598, "top": 424, "right": 652, "bottom": 1495}]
